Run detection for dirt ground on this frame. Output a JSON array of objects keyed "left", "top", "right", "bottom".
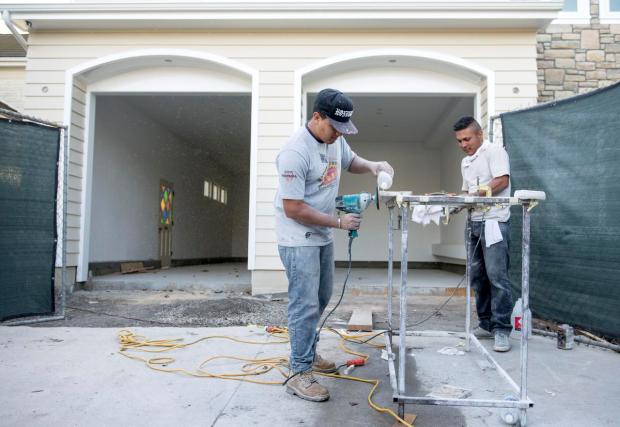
[{"left": 31, "top": 288, "right": 473, "bottom": 332}]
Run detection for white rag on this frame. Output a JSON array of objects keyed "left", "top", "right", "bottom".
[
  {"left": 484, "top": 220, "right": 503, "bottom": 247},
  {"left": 412, "top": 205, "right": 444, "bottom": 226}
]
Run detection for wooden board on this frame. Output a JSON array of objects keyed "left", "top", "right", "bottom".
[
  {"left": 392, "top": 413, "right": 417, "bottom": 427},
  {"left": 347, "top": 309, "right": 373, "bottom": 331},
  {"left": 120, "top": 262, "right": 152, "bottom": 274}
]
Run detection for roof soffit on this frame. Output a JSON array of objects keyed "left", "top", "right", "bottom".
[{"left": 3, "top": 1, "right": 565, "bottom": 31}]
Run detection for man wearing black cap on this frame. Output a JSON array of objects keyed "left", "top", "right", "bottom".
[{"left": 275, "top": 88, "right": 393, "bottom": 402}]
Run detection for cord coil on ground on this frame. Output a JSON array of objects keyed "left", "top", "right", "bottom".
[{"left": 118, "top": 327, "right": 413, "bottom": 426}]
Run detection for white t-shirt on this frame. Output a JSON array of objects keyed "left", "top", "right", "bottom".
[{"left": 461, "top": 141, "right": 511, "bottom": 222}]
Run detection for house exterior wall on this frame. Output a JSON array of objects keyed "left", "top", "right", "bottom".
[
  {"left": 20, "top": 29, "right": 540, "bottom": 291},
  {"left": 538, "top": 0, "right": 620, "bottom": 101},
  {"left": 0, "top": 65, "right": 26, "bottom": 111}
]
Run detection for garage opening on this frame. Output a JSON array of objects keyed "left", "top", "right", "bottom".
[
  {"left": 307, "top": 92, "right": 474, "bottom": 275},
  {"left": 87, "top": 94, "right": 251, "bottom": 290}
]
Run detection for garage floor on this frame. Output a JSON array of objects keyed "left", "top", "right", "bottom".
[
  {"left": 2, "top": 314, "right": 618, "bottom": 427},
  {"left": 89, "top": 263, "right": 464, "bottom": 295}
]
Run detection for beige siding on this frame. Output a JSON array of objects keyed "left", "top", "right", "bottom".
[
  {"left": 66, "top": 80, "right": 86, "bottom": 267},
  {"left": 0, "top": 66, "right": 26, "bottom": 111},
  {"left": 23, "top": 30, "right": 539, "bottom": 273}
]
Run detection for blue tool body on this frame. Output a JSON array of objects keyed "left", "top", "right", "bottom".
[{"left": 335, "top": 192, "right": 375, "bottom": 238}]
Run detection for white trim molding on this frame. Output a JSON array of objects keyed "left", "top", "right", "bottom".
[
  {"left": 551, "top": 0, "right": 591, "bottom": 24},
  {"left": 5, "top": 1, "right": 564, "bottom": 30},
  {"left": 600, "top": 0, "right": 620, "bottom": 23},
  {"left": 62, "top": 49, "right": 259, "bottom": 280},
  {"left": 294, "top": 49, "right": 495, "bottom": 132}
]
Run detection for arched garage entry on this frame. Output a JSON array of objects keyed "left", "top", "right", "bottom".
[
  {"left": 295, "top": 50, "right": 494, "bottom": 266},
  {"left": 64, "top": 50, "right": 258, "bottom": 283}
]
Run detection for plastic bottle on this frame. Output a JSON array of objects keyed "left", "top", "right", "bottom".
[
  {"left": 511, "top": 298, "right": 532, "bottom": 339},
  {"left": 377, "top": 171, "right": 393, "bottom": 190},
  {"left": 511, "top": 298, "right": 523, "bottom": 336}
]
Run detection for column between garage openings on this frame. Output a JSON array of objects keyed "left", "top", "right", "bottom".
[{"left": 62, "top": 49, "right": 259, "bottom": 282}]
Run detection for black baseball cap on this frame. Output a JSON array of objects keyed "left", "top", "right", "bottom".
[{"left": 313, "top": 88, "right": 358, "bottom": 135}]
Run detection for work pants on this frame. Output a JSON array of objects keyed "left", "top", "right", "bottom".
[
  {"left": 278, "top": 243, "right": 334, "bottom": 373},
  {"left": 467, "top": 220, "right": 513, "bottom": 334}
]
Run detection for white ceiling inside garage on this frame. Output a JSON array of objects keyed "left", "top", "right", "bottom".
[
  {"left": 119, "top": 94, "right": 252, "bottom": 173},
  {"left": 310, "top": 93, "right": 475, "bottom": 149},
  {"left": 107, "top": 93, "right": 473, "bottom": 174}
]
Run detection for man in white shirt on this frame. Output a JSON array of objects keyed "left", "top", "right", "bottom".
[{"left": 454, "top": 116, "right": 513, "bottom": 352}]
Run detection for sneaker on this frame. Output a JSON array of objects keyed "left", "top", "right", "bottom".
[
  {"left": 473, "top": 326, "right": 493, "bottom": 339},
  {"left": 286, "top": 371, "right": 330, "bottom": 402},
  {"left": 312, "top": 353, "right": 338, "bottom": 374},
  {"left": 493, "top": 331, "right": 511, "bottom": 352}
]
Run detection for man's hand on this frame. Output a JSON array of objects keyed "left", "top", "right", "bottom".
[
  {"left": 340, "top": 213, "right": 361, "bottom": 231},
  {"left": 372, "top": 161, "right": 394, "bottom": 177},
  {"left": 471, "top": 175, "right": 509, "bottom": 196}
]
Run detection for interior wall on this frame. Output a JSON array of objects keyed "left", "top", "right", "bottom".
[
  {"left": 437, "top": 98, "right": 475, "bottom": 261},
  {"left": 336, "top": 142, "right": 441, "bottom": 262},
  {"left": 231, "top": 172, "right": 250, "bottom": 257},
  {"left": 89, "top": 96, "right": 237, "bottom": 262}
]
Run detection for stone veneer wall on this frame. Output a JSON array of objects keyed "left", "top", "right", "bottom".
[{"left": 537, "top": 0, "right": 620, "bottom": 102}]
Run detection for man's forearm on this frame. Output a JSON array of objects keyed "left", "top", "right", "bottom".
[
  {"left": 348, "top": 156, "right": 376, "bottom": 174},
  {"left": 462, "top": 175, "right": 509, "bottom": 197},
  {"left": 487, "top": 175, "right": 509, "bottom": 195},
  {"left": 285, "top": 202, "right": 339, "bottom": 228},
  {"left": 348, "top": 156, "right": 393, "bottom": 176}
]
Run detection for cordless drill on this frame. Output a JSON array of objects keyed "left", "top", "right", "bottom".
[{"left": 335, "top": 192, "right": 376, "bottom": 238}]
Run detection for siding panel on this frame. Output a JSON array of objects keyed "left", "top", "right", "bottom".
[{"left": 23, "top": 30, "right": 538, "bottom": 272}]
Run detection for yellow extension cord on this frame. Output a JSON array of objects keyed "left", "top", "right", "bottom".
[{"left": 117, "top": 327, "right": 413, "bottom": 427}]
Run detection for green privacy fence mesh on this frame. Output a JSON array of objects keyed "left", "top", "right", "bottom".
[
  {"left": 501, "top": 82, "right": 620, "bottom": 338},
  {"left": 0, "top": 118, "right": 60, "bottom": 321}
]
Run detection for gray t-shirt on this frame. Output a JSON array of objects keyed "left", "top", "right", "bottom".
[{"left": 274, "top": 126, "right": 356, "bottom": 246}]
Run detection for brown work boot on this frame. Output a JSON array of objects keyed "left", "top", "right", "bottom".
[
  {"left": 286, "top": 371, "right": 330, "bottom": 402},
  {"left": 312, "top": 353, "right": 338, "bottom": 374}
]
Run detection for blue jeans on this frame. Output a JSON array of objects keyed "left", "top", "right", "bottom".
[
  {"left": 278, "top": 243, "right": 334, "bottom": 374},
  {"left": 467, "top": 221, "right": 513, "bottom": 334}
]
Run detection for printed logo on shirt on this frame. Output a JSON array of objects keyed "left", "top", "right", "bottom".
[
  {"left": 282, "top": 170, "right": 296, "bottom": 182},
  {"left": 319, "top": 161, "right": 338, "bottom": 189}
]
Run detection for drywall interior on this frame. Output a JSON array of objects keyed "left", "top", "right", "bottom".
[{"left": 89, "top": 94, "right": 251, "bottom": 262}]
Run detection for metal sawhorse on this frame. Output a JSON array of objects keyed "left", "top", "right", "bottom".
[{"left": 380, "top": 191, "right": 545, "bottom": 427}]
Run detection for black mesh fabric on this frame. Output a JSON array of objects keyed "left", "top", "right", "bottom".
[
  {"left": 501, "top": 82, "right": 620, "bottom": 338},
  {"left": 0, "top": 118, "right": 60, "bottom": 321}
]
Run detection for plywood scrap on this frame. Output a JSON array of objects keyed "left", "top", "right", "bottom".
[
  {"left": 426, "top": 385, "right": 472, "bottom": 399},
  {"left": 120, "top": 262, "right": 154, "bottom": 274},
  {"left": 347, "top": 308, "right": 373, "bottom": 331},
  {"left": 392, "top": 413, "right": 417, "bottom": 427}
]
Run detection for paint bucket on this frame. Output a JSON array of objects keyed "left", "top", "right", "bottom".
[{"left": 557, "top": 324, "right": 574, "bottom": 350}]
